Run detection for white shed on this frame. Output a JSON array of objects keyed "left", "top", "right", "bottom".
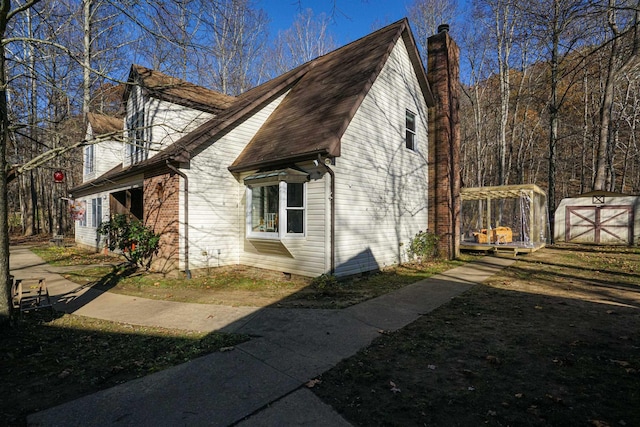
[{"left": 554, "top": 191, "right": 640, "bottom": 245}]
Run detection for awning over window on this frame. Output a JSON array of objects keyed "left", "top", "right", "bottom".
[{"left": 243, "top": 168, "right": 310, "bottom": 186}]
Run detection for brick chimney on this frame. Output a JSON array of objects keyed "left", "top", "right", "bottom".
[{"left": 427, "top": 24, "right": 461, "bottom": 259}]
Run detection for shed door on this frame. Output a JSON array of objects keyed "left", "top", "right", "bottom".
[{"left": 565, "top": 205, "right": 634, "bottom": 244}]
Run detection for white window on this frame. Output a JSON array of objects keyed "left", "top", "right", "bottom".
[
  {"left": 406, "top": 109, "right": 417, "bottom": 151},
  {"left": 78, "top": 202, "right": 87, "bottom": 227},
  {"left": 251, "top": 184, "right": 280, "bottom": 234},
  {"left": 246, "top": 179, "right": 306, "bottom": 239},
  {"left": 127, "top": 109, "right": 146, "bottom": 163},
  {"left": 84, "top": 144, "right": 95, "bottom": 175},
  {"left": 286, "top": 183, "right": 304, "bottom": 233},
  {"left": 91, "top": 198, "right": 102, "bottom": 228}
]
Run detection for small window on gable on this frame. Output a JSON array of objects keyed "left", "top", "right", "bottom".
[
  {"left": 406, "top": 109, "right": 417, "bottom": 151},
  {"left": 84, "top": 144, "right": 95, "bottom": 175},
  {"left": 127, "top": 109, "right": 146, "bottom": 164}
]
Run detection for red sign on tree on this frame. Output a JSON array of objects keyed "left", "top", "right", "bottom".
[{"left": 53, "top": 170, "right": 64, "bottom": 183}]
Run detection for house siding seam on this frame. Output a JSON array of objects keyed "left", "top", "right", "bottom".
[
  {"left": 334, "top": 37, "right": 430, "bottom": 277},
  {"left": 144, "top": 173, "right": 180, "bottom": 272}
]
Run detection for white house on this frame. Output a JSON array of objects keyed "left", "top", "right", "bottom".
[{"left": 71, "top": 19, "right": 461, "bottom": 278}]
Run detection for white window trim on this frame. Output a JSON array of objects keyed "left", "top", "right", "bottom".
[
  {"left": 91, "top": 197, "right": 103, "bottom": 228},
  {"left": 406, "top": 109, "right": 417, "bottom": 151},
  {"left": 246, "top": 181, "right": 307, "bottom": 240},
  {"left": 84, "top": 144, "right": 95, "bottom": 175}
]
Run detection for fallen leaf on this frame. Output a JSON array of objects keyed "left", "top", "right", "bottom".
[
  {"left": 306, "top": 378, "right": 322, "bottom": 388},
  {"left": 611, "top": 359, "right": 630, "bottom": 367},
  {"left": 58, "top": 369, "right": 72, "bottom": 379},
  {"left": 486, "top": 355, "right": 501, "bottom": 365}
]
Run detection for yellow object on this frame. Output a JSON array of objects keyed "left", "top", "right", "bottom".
[{"left": 473, "top": 227, "right": 513, "bottom": 244}]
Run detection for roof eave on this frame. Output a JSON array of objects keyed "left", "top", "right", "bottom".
[
  {"left": 401, "top": 23, "right": 435, "bottom": 107},
  {"left": 228, "top": 148, "right": 332, "bottom": 174}
]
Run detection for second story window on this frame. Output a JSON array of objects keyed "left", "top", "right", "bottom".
[
  {"left": 406, "top": 109, "right": 416, "bottom": 151},
  {"left": 84, "top": 144, "right": 95, "bottom": 175},
  {"left": 128, "top": 109, "right": 146, "bottom": 163}
]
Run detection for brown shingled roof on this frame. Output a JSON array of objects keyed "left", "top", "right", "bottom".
[
  {"left": 71, "top": 18, "right": 433, "bottom": 193},
  {"left": 229, "top": 18, "right": 433, "bottom": 171},
  {"left": 87, "top": 112, "right": 123, "bottom": 135},
  {"left": 124, "top": 65, "right": 236, "bottom": 114}
]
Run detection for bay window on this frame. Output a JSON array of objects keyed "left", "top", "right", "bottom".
[{"left": 245, "top": 168, "right": 308, "bottom": 239}]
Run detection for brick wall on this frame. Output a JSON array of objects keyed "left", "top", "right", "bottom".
[
  {"left": 427, "top": 27, "right": 461, "bottom": 259},
  {"left": 143, "top": 172, "right": 180, "bottom": 272}
]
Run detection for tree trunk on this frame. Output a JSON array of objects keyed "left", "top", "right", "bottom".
[
  {"left": 547, "top": 0, "right": 560, "bottom": 244},
  {"left": 0, "top": 0, "right": 13, "bottom": 326}
]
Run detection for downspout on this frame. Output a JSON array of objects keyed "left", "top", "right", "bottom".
[
  {"left": 166, "top": 160, "right": 191, "bottom": 279},
  {"left": 320, "top": 155, "right": 335, "bottom": 275}
]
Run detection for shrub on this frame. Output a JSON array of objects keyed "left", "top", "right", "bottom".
[
  {"left": 311, "top": 273, "right": 339, "bottom": 294},
  {"left": 408, "top": 230, "right": 439, "bottom": 262},
  {"left": 97, "top": 214, "right": 160, "bottom": 270}
]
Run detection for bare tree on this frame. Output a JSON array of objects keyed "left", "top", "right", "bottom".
[
  {"left": 408, "top": 0, "right": 459, "bottom": 64},
  {"left": 204, "top": 0, "right": 269, "bottom": 94},
  {"left": 263, "top": 8, "right": 337, "bottom": 78},
  {"left": 520, "top": 0, "right": 599, "bottom": 237},
  {"left": 593, "top": 0, "right": 640, "bottom": 190}
]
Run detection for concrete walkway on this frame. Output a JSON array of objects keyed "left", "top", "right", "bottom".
[{"left": 10, "top": 246, "right": 515, "bottom": 426}]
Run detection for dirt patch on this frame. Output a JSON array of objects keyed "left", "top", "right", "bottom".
[{"left": 312, "top": 244, "right": 640, "bottom": 426}]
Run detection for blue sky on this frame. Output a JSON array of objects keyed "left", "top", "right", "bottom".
[{"left": 258, "top": 0, "right": 414, "bottom": 45}]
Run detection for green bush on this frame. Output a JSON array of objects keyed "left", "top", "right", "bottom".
[
  {"left": 97, "top": 214, "right": 160, "bottom": 270},
  {"left": 311, "top": 273, "right": 339, "bottom": 294},
  {"left": 408, "top": 230, "right": 439, "bottom": 262}
]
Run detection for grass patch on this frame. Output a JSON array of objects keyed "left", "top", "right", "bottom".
[
  {"left": 73, "top": 260, "right": 468, "bottom": 308},
  {"left": 31, "top": 243, "right": 471, "bottom": 308},
  {"left": 312, "top": 244, "right": 640, "bottom": 426},
  {"left": 31, "top": 244, "right": 124, "bottom": 267},
  {"left": 0, "top": 313, "right": 248, "bottom": 425}
]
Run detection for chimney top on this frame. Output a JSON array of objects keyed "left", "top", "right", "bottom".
[{"left": 437, "top": 24, "right": 450, "bottom": 34}]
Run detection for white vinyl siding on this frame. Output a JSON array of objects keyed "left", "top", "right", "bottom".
[
  {"left": 82, "top": 122, "right": 123, "bottom": 183},
  {"left": 123, "top": 86, "right": 213, "bottom": 167},
  {"left": 241, "top": 173, "right": 326, "bottom": 277},
  {"left": 74, "top": 176, "right": 143, "bottom": 251},
  {"left": 333, "top": 37, "right": 429, "bottom": 277},
  {"left": 74, "top": 194, "right": 107, "bottom": 251},
  {"left": 183, "top": 91, "right": 303, "bottom": 273}
]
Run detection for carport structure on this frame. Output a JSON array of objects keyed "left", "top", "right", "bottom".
[{"left": 460, "top": 184, "right": 549, "bottom": 255}]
